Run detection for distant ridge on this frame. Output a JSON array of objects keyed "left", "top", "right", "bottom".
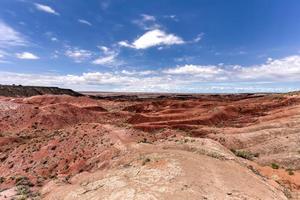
[{"left": 0, "top": 84, "right": 83, "bottom": 97}]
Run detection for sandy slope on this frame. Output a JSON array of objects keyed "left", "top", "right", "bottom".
[{"left": 42, "top": 138, "right": 288, "bottom": 200}]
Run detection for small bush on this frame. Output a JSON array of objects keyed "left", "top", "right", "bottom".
[
  {"left": 139, "top": 138, "right": 152, "bottom": 144},
  {"left": 0, "top": 176, "right": 5, "bottom": 184},
  {"left": 271, "top": 163, "right": 279, "bottom": 169},
  {"left": 231, "top": 149, "right": 257, "bottom": 160},
  {"left": 15, "top": 176, "right": 34, "bottom": 187},
  {"left": 142, "top": 158, "right": 151, "bottom": 165},
  {"left": 286, "top": 169, "right": 294, "bottom": 175}
]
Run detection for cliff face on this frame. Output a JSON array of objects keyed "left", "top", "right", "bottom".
[{"left": 0, "top": 85, "right": 82, "bottom": 97}]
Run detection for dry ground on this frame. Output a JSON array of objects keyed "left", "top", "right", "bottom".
[{"left": 0, "top": 93, "right": 300, "bottom": 199}]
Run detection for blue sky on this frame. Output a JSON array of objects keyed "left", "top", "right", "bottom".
[{"left": 0, "top": 0, "right": 300, "bottom": 92}]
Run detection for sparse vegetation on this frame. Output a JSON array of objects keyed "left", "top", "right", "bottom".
[
  {"left": 15, "top": 176, "right": 34, "bottom": 187},
  {"left": 286, "top": 168, "right": 294, "bottom": 175},
  {"left": 139, "top": 138, "right": 152, "bottom": 144},
  {"left": 271, "top": 163, "right": 279, "bottom": 169},
  {"left": 230, "top": 149, "right": 259, "bottom": 160},
  {"left": 0, "top": 176, "right": 5, "bottom": 184},
  {"left": 142, "top": 158, "right": 151, "bottom": 165}
]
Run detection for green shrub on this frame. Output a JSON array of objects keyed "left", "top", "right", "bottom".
[{"left": 271, "top": 163, "right": 279, "bottom": 169}]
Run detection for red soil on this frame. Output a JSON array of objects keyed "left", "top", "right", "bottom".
[{"left": 0, "top": 93, "right": 300, "bottom": 198}]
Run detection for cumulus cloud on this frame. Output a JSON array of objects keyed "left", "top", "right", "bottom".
[
  {"left": 1, "top": 54, "right": 300, "bottom": 92},
  {"left": 34, "top": 3, "right": 59, "bottom": 15},
  {"left": 16, "top": 52, "right": 39, "bottom": 60},
  {"left": 164, "top": 55, "right": 300, "bottom": 82},
  {"left": 235, "top": 56, "right": 300, "bottom": 80},
  {"left": 0, "top": 20, "right": 27, "bottom": 48},
  {"left": 65, "top": 48, "right": 92, "bottom": 63},
  {"left": 119, "top": 29, "right": 184, "bottom": 49},
  {"left": 78, "top": 19, "right": 92, "bottom": 26}
]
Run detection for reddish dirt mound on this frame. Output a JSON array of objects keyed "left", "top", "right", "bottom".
[
  {"left": 0, "top": 95, "right": 110, "bottom": 133},
  {"left": 124, "top": 94, "right": 300, "bottom": 132}
]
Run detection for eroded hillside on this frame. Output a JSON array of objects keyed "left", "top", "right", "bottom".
[{"left": 0, "top": 93, "right": 299, "bottom": 199}]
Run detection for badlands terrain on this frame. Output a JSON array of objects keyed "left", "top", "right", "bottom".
[{"left": 0, "top": 86, "right": 300, "bottom": 199}]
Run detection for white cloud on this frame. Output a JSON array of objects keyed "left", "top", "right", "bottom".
[
  {"left": 164, "top": 64, "right": 223, "bottom": 75},
  {"left": 1, "top": 54, "right": 300, "bottom": 92},
  {"left": 132, "top": 14, "right": 160, "bottom": 30},
  {"left": 164, "top": 55, "right": 300, "bottom": 82},
  {"left": 92, "top": 46, "right": 119, "bottom": 65},
  {"left": 78, "top": 19, "right": 92, "bottom": 26},
  {"left": 164, "top": 15, "right": 178, "bottom": 21},
  {"left": 121, "top": 70, "right": 155, "bottom": 76},
  {"left": 0, "top": 20, "right": 27, "bottom": 48},
  {"left": 118, "top": 41, "right": 132, "bottom": 48},
  {"left": 141, "top": 14, "right": 156, "bottom": 21},
  {"left": 51, "top": 37, "right": 58, "bottom": 42},
  {"left": 236, "top": 55, "right": 300, "bottom": 80},
  {"left": 119, "top": 29, "right": 184, "bottom": 49},
  {"left": 34, "top": 3, "right": 59, "bottom": 15},
  {"left": 65, "top": 48, "right": 92, "bottom": 63},
  {"left": 16, "top": 52, "right": 39, "bottom": 60},
  {"left": 0, "top": 50, "right": 7, "bottom": 58},
  {"left": 0, "top": 50, "right": 10, "bottom": 63},
  {"left": 92, "top": 55, "right": 115, "bottom": 65},
  {"left": 193, "top": 33, "right": 203, "bottom": 43},
  {"left": 98, "top": 46, "right": 109, "bottom": 53}
]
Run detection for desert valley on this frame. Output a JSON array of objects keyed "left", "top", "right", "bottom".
[
  {"left": 0, "top": 85, "right": 299, "bottom": 199},
  {"left": 1, "top": 1, "right": 300, "bottom": 199}
]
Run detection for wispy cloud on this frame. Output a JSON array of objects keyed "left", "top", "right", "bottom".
[
  {"left": 78, "top": 19, "right": 92, "bottom": 26},
  {"left": 0, "top": 50, "right": 10, "bottom": 63},
  {"left": 100, "top": 0, "right": 111, "bottom": 10},
  {"left": 65, "top": 48, "right": 93, "bottom": 63},
  {"left": 0, "top": 20, "right": 27, "bottom": 48},
  {"left": 193, "top": 33, "right": 204, "bottom": 43},
  {"left": 119, "top": 29, "right": 185, "bottom": 49},
  {"left": 132, "top": 14, "right": 160, "bottom": 30},
  {"left": 92, "top": 55, "right": 115, "bottom": 65},
  {"left": 51, "top": 37, "right": 58, "bottom": 42},
  {"left": 141, "top": 14, "right": 156, "bottom": 21},
  {"left": 34, "top": 3, "right": 59, "bottom": 15},
  {"left": 92, "top": 46, "right": 119, "bottom": 65},
  {"left": 164, "top": 15, "right": 178, "bottom": 21},
  {"left": 16, "top": 52, "right": 39, "bottom": 60}
]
